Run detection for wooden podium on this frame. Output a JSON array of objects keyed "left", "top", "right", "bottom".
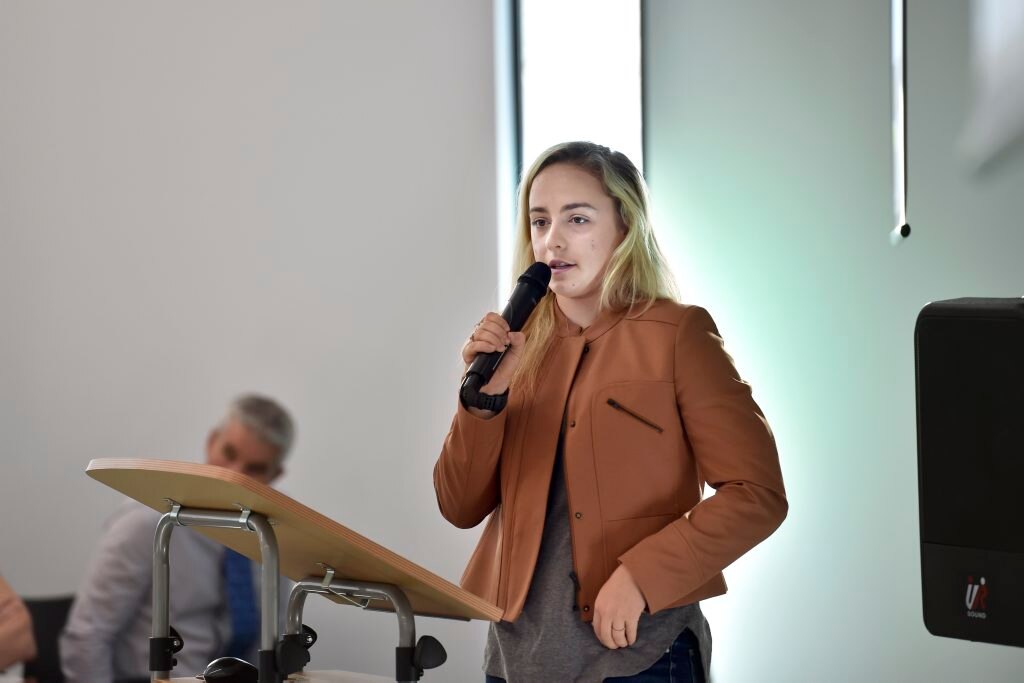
[{"left": 87, "top": 459, "right": 501, "bottom": 683}]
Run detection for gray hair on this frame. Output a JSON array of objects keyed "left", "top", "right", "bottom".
[{"left": 226, "top": 394, "right": 296, "bottom": 460}]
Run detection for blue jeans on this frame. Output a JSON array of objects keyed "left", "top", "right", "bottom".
[{"left": 485, "top": 628, "right": 705, "bottom": 683}]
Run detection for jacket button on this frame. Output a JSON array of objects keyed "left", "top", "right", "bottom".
[
  {"left": 575, "top": 512, "right": 582, "bottom": 519},
  {"left": 583, "top": 605, "right": 590, "bottom": 612},
  {"left": 569, "top": 420, "right": 576, "bottom": 428}
]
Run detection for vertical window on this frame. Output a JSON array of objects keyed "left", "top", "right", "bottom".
[{"left": 518, "top": 0, "right": 643, "bottom": 169}]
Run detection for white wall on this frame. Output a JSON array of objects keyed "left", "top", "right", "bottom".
[
  {"left": 644, "top": 0, "right": 1024, "bottom": 680},
  {"left": 0, "top": 1, "right": 498, "bottom": 679}
]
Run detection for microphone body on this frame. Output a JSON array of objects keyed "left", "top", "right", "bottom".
[{"left": 461, "top": 263, "right": 552, "bottom": 398}]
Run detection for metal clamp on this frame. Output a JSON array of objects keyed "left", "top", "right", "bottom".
[
  {"left": 327, "top": 588, "right": 372, "bottom": 610},
  {"left": 318, "top": 563, "right": 336, "bottom": 589},
  {"left": 162, "top": 499, "right": 183, "bottom": 525}
]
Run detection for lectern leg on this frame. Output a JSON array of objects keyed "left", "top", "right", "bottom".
[
  {"left": 150, "top": 511, "right": 177, "bottom": 681},
  {"left": 286, "top": 578, "right": 426, "bottom": 682},
  {"left": 248, "top": 513, "right": 281, "bottom": 683},
  {"left": 150, "top": 505, "right": 283, "bottom": 683}
]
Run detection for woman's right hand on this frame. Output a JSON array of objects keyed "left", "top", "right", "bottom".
[{"left": 462, "top": 312, "right": 526, "bottom": 395}]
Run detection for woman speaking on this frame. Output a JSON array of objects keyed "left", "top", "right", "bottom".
[{"left": 434, "top": 141, "right": 787, "bottom": 682}]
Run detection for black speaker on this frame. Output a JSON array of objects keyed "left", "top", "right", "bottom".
[{"left": 916, "top": 297, "right": 1024, "bottom": 647}]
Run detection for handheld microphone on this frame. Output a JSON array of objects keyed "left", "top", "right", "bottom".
[{"left": 461, "top": 262, "right": 551, "bottom": 401}]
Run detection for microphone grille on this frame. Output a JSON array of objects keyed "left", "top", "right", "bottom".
[{"left": 521, "top": 261, "right": 552, "bottom": 290}]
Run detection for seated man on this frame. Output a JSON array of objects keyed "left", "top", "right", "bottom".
[
  {"left": 60, "top": 394, "right": 295, "bottom": 681},
  {"left": 0, "top": 573, "right": 37, "bottom": 672}
]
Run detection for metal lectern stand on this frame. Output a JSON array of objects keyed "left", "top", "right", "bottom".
[
  {"left": 150, "top": 503, "right": 282, "bottom": 682},
  {"left": 85, "top": 458, "right": 502, "bottom": 683}
]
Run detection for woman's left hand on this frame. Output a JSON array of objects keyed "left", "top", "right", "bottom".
[{"left": 592, "top": 564, "right": 646, "bottom": 649}]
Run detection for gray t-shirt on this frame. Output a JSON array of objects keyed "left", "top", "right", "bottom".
[{"left": 485, "top": 442, "right": 711, "bottom": 682}]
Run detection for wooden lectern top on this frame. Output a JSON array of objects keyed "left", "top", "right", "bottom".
[{"left": 87, "top": 458, "right": 502, "bottom": 623}]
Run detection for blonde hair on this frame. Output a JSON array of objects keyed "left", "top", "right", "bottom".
[{"left": 512, "top": 141, "right": 678, "bottom": 395}]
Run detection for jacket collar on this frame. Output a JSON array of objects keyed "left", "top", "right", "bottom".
[{"left": 553, "top": 297, "right": 627, "bottom": 342}]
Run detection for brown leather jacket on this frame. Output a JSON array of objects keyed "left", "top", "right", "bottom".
[{"left": 434, "top": 299, "right": 787, "bottom": 622}]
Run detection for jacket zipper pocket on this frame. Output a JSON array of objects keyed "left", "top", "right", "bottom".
[{"left": 607, "top": 398, "right": 664, "bottom": 433}]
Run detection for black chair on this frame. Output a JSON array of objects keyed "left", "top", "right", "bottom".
[{"left": 22, "top": 595, "right": 73, "bottom": 683}]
